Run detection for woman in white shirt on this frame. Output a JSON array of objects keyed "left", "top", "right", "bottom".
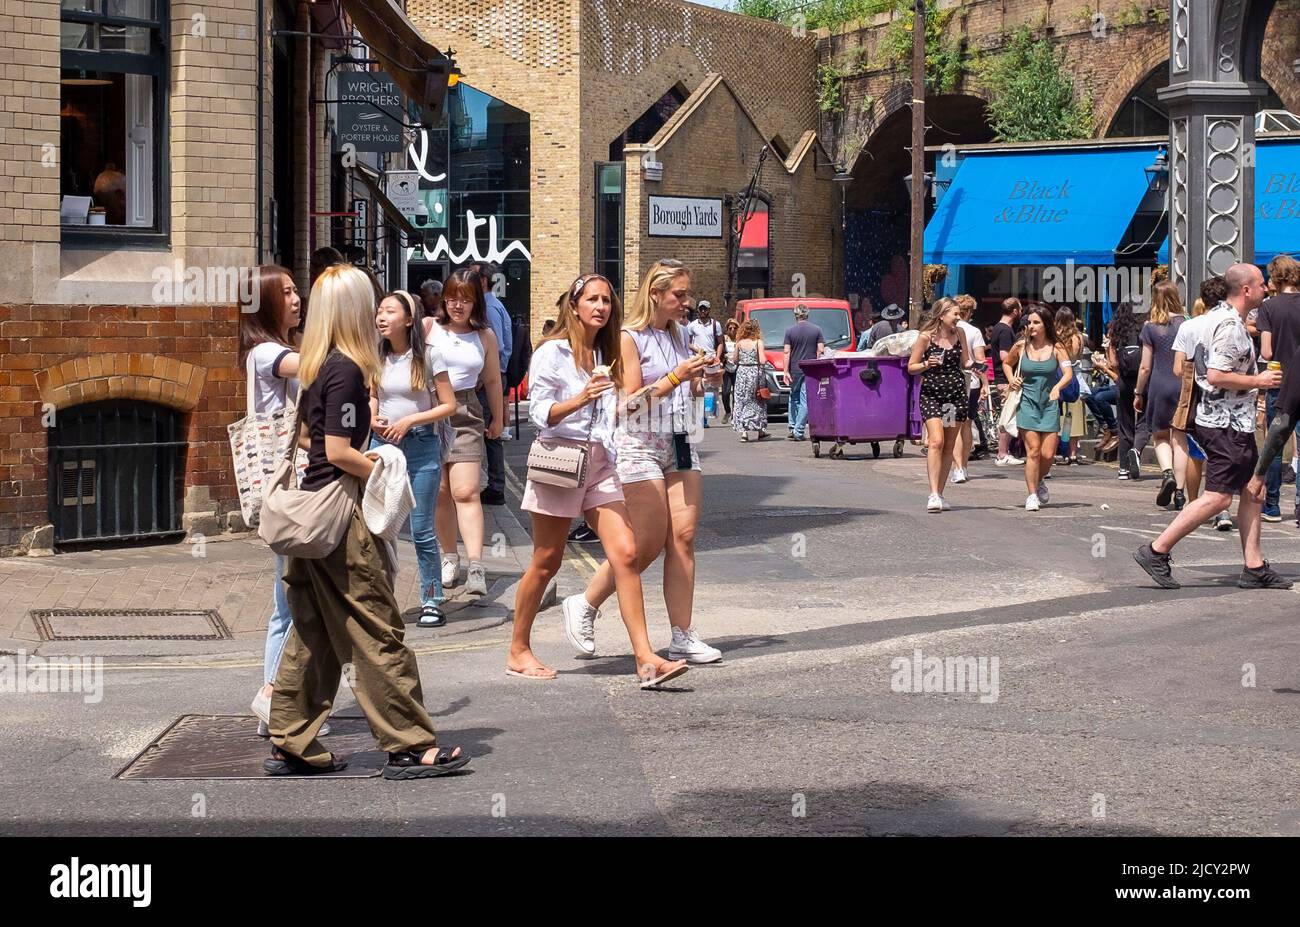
[
  {"left": 238, "top": 264, "right": 312, "bottom": 737},
  {"left": 509, "top": 273, "right": 688, "bottom": 688},
  {"left": 370, "top": 290, "right": 458, "bottom": 627},
  {"left": 560, "top": 260, "right": 717, "bottom": 665},
  {"left": 422, "top": 268, "right": 504, "bottom": 598}
]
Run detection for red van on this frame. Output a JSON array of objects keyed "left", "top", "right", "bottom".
[{"left": 734, "top": 297, "right": 856, "bottom": 417}]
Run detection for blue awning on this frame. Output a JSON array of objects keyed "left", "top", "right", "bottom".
[
  {"left": 1158, "top": 139, "right": 1298, "bottom": 264},
  {"left": 924, "top": 147, "right": 1159, "bottom": 265}
]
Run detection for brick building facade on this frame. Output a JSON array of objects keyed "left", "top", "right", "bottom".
[
  {"left": 0, "top": 0, "right": 357, "bottom": 555},
  {"left": 407, "top": 0, "right": 838, "bottom": 341}
]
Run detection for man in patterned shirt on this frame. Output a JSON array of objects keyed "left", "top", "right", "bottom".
[{"left": 1134, "top": 263, "right": 1292, "bottom": 590}]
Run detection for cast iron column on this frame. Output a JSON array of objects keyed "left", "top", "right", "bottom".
[{"left": 1159, "top": 0, "right": 1272, "bottom": 306}]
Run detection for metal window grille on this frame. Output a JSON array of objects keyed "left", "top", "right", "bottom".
[{"left": 47, "top": 400, "right": 186, "bottom": 545}]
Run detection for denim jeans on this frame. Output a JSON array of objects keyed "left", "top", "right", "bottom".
[
  {"left": 789, "top": 377, "right": 809, "bottom": 437},
  {"left": 1263, "top": 388, "right": 1298, "bottom": 514},
  {"left": 263, "top": 553, "right": 292, "bottom": 685},
  {"left": 371, "top": 426, "right": 445, "bottom": 606},
  {"left": 1085, "top": 385, "right": 1118, "bottom": 431}
]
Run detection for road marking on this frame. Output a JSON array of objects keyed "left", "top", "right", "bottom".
[
  {"left": 42, "top": 637, "right": 509, "bottom": 672},
  {"left": 506, "top": 458, "right": 598, "bottom": 577}
]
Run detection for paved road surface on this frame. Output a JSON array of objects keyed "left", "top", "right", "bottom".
[{"left": 3, "top": 423, "right": 1299, "bottom": 836}]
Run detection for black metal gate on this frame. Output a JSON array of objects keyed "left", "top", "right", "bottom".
[{"left": 48, "top": 400, "right": 187, "bottom": 545}]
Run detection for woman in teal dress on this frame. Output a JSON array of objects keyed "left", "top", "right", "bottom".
[{"left": 1002, "top": 305, "right": 1074, "bottom": 512}]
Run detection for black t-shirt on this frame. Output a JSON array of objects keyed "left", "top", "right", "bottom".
[
  {"left": 990, "top": 322, "right": 1016, "bottom": 383},
  {"left": 300, "top": 351, "right": 371, "bottom": 491},
  {"left": 1256, "top": 293, "right": 1300, "bottom": 366},
  {"left": 1275, "top": 342, "right": 1300, "bottom": 427}
]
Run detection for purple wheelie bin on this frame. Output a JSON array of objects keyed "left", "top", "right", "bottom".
[{"left": 798, "top": 354, "right": 923, "bottom": 459}]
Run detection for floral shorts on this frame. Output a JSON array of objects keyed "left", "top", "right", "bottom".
[{"left": 613, "top": 430, "right": 701, "bottom": 484}]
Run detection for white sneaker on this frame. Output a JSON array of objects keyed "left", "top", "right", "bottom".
[
  {"left": 465, "top": 561, "right": 488, "bottom": 597},
  {"left": 669, "top": 627, "right": 722, "bottom": 664},
  {"left": 1036, "top": 483, "right": 1050, "bottom": 504},
  {"left": 927, "top": 493, "right": 943, "bottom": 513},
  {"left": 939, "top": 496, "right": 952, "bottom": 511},
  {"left": 951, "top": 468, "right": 968, "bottom": 484},
  {"left": 562, "top": 594, "right": 599, "bottom": 657},
  {"left": 995, "top": 455, "right": 1024, "bottom": 467},
  {"left": 1025, "top": 494, "right": 1041, "bottom": 511},
  {"left": 440, "top": 554, "right": 460, "bottom": 587}
]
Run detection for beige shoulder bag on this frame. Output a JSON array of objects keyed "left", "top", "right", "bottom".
[
  {"left": 257, "top": 402, "right": 361, "bottom": 558},
  {"left": 526, "top": 350, "right": 599, "bottom": 489}
]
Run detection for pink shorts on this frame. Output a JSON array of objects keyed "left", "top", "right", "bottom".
[{"left": 521, "top": 442, "right": 624, "bottom": 518}]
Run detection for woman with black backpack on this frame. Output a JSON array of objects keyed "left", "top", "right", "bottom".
[{"left": 1109, "top": 303, "right": 1148, "bottom": 480}]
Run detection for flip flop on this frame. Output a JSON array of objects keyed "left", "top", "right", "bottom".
[
  {"left": 639, "top": 661, "right": 689, "bottom": 690},
  {"left": 506, "top": 666, "right": 556, "bottom": 680}
]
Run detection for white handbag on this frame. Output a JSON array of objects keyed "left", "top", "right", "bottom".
[
  {"left": 227, "top": 351, "right": 307, "bottom": 526},
  {"left": 997, "top": 352, "right": 1024, "bottom": 438}
]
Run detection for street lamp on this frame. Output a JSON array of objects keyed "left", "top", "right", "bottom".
[
  {"left": 833, "top": 167, "right": 853, "bottom": 297},
  {"left": 1144, "top": 149, "right": 1169, "bottom": 194},
  {"left": 902, "top": 172, "right": 932, "bottom": 199}
]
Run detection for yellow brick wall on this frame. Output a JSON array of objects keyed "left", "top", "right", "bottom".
[
  {"left": 406, "top": 0, "right": 584, "bottom": 343},
  {"left": 624, "top": 76, "right": 837, "bottom": 312},
  {"left": 406, "top": 0, "right": 824, "bottom": 341}
]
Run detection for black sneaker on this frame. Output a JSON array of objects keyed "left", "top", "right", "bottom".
[
  {"left": 1214, "top": 512, "right": 1234, "bottom": 532},
  {"left": 1173, "top": 489, "right": 1186, "bottom": 510},
  {"left": 480, "top": 488, "right": 506, "bottom": 506},
  {"left": 1238, "top": 562, "right": 1294, "bottom": 590},
  {"left": 1285, "top": 464, "right": 1297, "bottom": 486},
  {"left": 567, "top": 523, "right": 600, "bottom": 543},
  {"left": 417, "top": 604, "right": 447, "bottom": 628},
  {"left": 1156, "top": 469, "right": 1176, "bottom": 507},
  {"left": 1126, "top": 449, "right": 1142, "bottom": 480},
  {"left": 1133, "top": 543, "right": 1180, "bottom": 589},
  {"left": 1117, "top": 469, "right": 1131, "bottom": 480}
]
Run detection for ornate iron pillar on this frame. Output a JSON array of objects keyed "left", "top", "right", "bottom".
[{"left": 1159, "top": 0, "right": 1274, "bottom": 306}]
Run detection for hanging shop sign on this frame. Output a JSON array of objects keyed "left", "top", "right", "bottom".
[
  {"left": 648, "top": 195, "right": 723, "bottom": 238},
  {"left": 338, "top": 72, "right": 406, "bottom": 152},
  {"left": 385, "top": 170, "right": 420, "bottom": 214}
]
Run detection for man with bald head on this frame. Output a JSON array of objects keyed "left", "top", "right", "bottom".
[{"left": 1135, "top": 263, "right": 1293, "bottom": 590}]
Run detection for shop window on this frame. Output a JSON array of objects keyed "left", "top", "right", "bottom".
[
  {"left": 735, "top": 198, "right": 770, "bottom": 300},
  {"left": 411, "top": 83, "right": 531, "bottom": 323},
  {"left": 59, "top": 0, "right": 167, "bottom": 239},
  {"left": 595, "top": 163, "right": 624, "bottom": 296}
]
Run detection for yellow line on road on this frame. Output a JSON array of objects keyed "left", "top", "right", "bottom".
[
  {"left": 505, "top": 460, "right": 597, "bottom": 578},
  {"left": 49, "top": 636, "right": 509, "bottom": 671}
]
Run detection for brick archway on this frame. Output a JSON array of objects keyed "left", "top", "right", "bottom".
[
  {"left": 1094, "top": 36, "right": 1170, "bottom": 137},
  {"left": 35, "top": 353, "right": 207, "bottom": 412}
]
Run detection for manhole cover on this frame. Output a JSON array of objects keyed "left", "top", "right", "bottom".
[
  {"left": 116, "top": 715, "right": 385, "bottom": 780},
  {"left": 29, "top": 608, "right": 231, "bottom": 641}
]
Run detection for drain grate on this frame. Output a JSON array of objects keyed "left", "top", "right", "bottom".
[
  {"left": 29, "top": 608, "right": 232, "bottom": 642},
  {"left": 116, "top": 715, "right": 384, "bottom": 780}
]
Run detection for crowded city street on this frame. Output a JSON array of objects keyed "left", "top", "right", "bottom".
[{"left": 4, "top": 420, "right": 1299, "bottom": 837}]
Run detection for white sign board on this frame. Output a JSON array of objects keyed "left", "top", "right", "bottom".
[
  {"left": 385, "top": 170, "right": 420, "bottom": 214},
  {"left": 648, "top": 195, "right": 723, "bottom": 238}
]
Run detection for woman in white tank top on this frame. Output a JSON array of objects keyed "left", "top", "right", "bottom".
[
  {"left": 371, "top": 290, "right": 457, "bottom": 627},
  {"left": 421, "top": 268, "right": 504, "bottom": 598}
]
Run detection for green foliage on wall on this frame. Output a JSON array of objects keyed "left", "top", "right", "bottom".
[{"left": 976, "top": 26, "right": 1093, "bottom": 142}]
